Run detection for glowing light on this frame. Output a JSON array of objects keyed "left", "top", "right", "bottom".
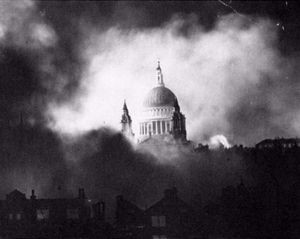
[{"left": 209, "top": 135, "right": 231, "bottom": 149}]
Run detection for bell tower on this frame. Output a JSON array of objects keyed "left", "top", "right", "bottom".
[{"left": 120, "top": 100, "right": 134, "bottom": 139}]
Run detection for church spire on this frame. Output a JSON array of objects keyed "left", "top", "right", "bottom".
[
  {"left": 156, "top": 61, "right": 164, "bottom": 86},
  {"left": 123, "top": 100, "right": 128, "bottom": 112}
]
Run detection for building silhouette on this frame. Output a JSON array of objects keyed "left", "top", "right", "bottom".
[
  {"left": 114, "top": 195, "right": 145, "bottom": 239},
  {"left": 113, "top": 187, "right": 201, "bottom": 239},
  {"left": 0, "top": 188, "right": 108, "bottom": 238},
  {"left": 256, "top": 138, "right": 300, "bottom": 149}
]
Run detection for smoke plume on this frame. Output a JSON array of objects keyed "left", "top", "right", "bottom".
[{"left": 47, "top": 13, "right": 299, "bottom": 146}]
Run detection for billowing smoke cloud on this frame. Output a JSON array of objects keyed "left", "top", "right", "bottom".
[
  {"left": 0, "top": 0, "right": 56, "bottom": 48},
  {"left": 0, "top": 0, "right": 73, "bottom": 129},
  {"left": 0, "top": 125, "right": 69, "bottom": 198},
  {"left": 47, "top": 13, "right": 299, "bottom": 146},
  {"left": 0, "top": 0, "right": 89, "bottom": 126},
  {"left": 0, "top": 1, "right": 298, "bottom": 222},
  {"left": 0, "top": 0, "right": 76, "bottom": 198},
  {"left": 56, "top": 128, "right": 247, "bottom": 220}
]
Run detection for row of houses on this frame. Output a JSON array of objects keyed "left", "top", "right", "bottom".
[
  {"left": 194, "top": 138, "right": 300, "bottom": 153},
  {"left": 0, "top": 188, "right": 108, "bottom": 238},
  {"left": 115, "top": 187, "right": 201, "bottom": 239},
  {"left": 0, "top": 187, "right": 202, "bottom": 239},
  {"left": 255, "top": 137, "right": 300, "bottom": 149}
]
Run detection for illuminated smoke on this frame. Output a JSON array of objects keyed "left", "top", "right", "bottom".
[
  {"left": 209, "top": 134, "right": 231, "bottom": 149},
  {"left": 0, "top": 0, "right": 56, "bottom": 48},
  {"left": 47, "top": 14, "right": 298, "bottom": 145}
]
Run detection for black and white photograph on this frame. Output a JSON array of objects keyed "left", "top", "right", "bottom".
[{"left": 0, "top": 1, "right": 299, "bottom": 238}]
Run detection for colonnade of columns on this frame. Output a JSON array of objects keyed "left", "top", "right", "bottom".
[{"left": 139, "top": 120, "right": 172, "bottom": 136}]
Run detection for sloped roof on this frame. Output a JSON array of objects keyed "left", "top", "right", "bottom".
[{"left": 6, "top": 189, "right": 26, "bottom": 200}]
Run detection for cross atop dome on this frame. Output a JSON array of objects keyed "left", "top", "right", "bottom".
[{"left": 156, "top": 61, "right": 164, "bottom": 87}]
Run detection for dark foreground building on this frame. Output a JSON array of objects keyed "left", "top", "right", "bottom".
[
  {"left": 0, "top": 187, "right": 201, "bottom": 239},
  {"left": 114, "top": 187, "right": 202, "bottom": 239},
  {"left": 0, "top": 188, "right": 110, "bottom": 238},
  {"left": 0, "top": 137, "right": 298, "bottom": 239},
  {"left": 255, "top": 137, "right": 300, "bottom": 149},
  {"left": 114, "top": 195, "right": 145, "bottom": 239}
]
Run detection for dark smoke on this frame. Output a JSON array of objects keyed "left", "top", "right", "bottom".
[
  {"left": 0, "top": 124, "right": 68, "bottom": 197},
  {"left": 51, "top": 128, "right": 249, "bottom": 220},
  {"left": 0, "top": 119, "right": 249, "bottom": 221}
]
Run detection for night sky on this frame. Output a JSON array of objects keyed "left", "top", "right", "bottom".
[{"left": 0, "top": 0, "right": 299, "bottom": 220}]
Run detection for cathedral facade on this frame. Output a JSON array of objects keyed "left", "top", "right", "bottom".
[{"left": 121, "top": 62, "right": 187, "bottom": 144}]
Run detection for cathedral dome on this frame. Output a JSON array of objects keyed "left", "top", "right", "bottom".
[
  {"left": 138, "top": 62, "right": 187, "bottom": 143},
  {"left": 143, "top": 86, "right": 177, "bottom": 108}
]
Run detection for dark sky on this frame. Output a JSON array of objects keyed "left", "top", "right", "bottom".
[{"left": 38, "top": 1, "right": 300, "bottom": 52}]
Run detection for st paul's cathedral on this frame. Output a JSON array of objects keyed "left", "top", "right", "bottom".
[{"left": 120, "top": 62, "right": 187, "bottom": 144}]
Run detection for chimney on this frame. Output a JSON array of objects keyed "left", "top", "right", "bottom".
[
  {"left": 78, "top": 188, "right": 85, "bottom": 200},
  {"left": 93, "top": 201, "right": 105, "bottom": 221},
  {"left": 100, "top": 201, "right": 105, "bottom": 221},
  {"left": 30, "top": 189, "right": 36, "bottom": 200}
]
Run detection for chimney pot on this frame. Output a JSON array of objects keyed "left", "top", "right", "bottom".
[{"left": 30, "top": 189, "right": 36, "bottom": 200}]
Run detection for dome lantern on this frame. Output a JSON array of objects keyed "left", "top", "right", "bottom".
[{"left": 156, "top": 61, "right": 164, "bottom": 87}]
